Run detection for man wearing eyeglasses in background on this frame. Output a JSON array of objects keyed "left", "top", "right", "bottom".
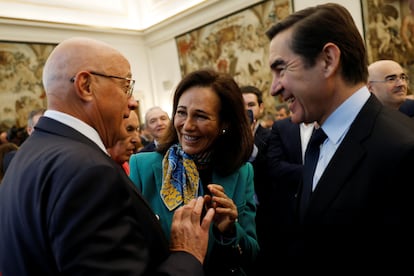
[
  {"left": 0, "top": 37, "right": 214, "bottom": 275},
  {"left": 368, "top": 59, "right": 414, "bottom": 118}
]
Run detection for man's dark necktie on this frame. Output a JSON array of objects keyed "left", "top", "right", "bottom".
[{"left": 299, "top": 127, "right": 327, "bottom": 223}]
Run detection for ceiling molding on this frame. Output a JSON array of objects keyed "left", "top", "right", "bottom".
[{"left": 0, "top": 0, "right": 212, "bottom": 31}]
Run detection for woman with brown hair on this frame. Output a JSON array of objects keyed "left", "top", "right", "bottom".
[{"left": 129, "top": 69, "right": 259, "bottom": 275}]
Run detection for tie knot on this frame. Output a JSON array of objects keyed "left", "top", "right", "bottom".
[{"left": 309, "top": 128, "right": 327, "bottom": 147}]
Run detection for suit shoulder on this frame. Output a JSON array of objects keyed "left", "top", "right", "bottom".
[
  {"left": 399, "top": 99, "right": 414, "bottom": 117},
  {"left": 240, "top": 162, "right": 254, "bottom": 174},
  {"left": 135, "top": 151, "right": 162, "bottom": 161},
  {"left": 256, "top": 125, "right": 271, "bottom": 136}
]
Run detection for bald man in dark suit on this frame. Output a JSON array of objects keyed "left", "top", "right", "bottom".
[{"left": 0, "top": 37, "right": 214, "bottom": 275}]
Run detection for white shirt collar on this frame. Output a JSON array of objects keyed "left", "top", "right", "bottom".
[
  {"left": 321, "top": 86, "right": 370, "bottom": 145},
  {"left": 43, "top": 110, "right": 108, "bottom": 155}
]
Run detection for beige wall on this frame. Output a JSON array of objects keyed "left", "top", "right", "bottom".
[{"left": 0, "top": 0, "right": 363, "bottom": 118}]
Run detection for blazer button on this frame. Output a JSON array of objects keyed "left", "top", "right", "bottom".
[{"left": 155, "top": 214, "right": 160, "bottom": 220}]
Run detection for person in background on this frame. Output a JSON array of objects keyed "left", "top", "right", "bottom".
[
  {"left": 139, "top": 122, "right": 152, "bottom": 146},
  {"left": 0, "top": 36, "right": 214, "bottom": 275},
  {"left": 258, "top": 118, "right": 314, "bottom": 271},
  {"left": 367, "top": 59, "right": 414, "bottom": 118},
  {"left": 0, "top": 131, "right": 8, "bottom": 144},
  {"left": 240, "top": 85, "right": 266, "bottom": 125},
  {"left": 107, "top": 108, "right": 142, "bottom": 175},
  {"left": 3, "top": 108, "right": 46, "bottom": 171},
  {"left": 367, "top": 59, "right": 414, "bottom": 117},
  {"left": 240, "top": 85, "right": 271, "bottom": 168},
  {"left": 239, "top": 85, "right": 270, "bottom": 266},
  {"left": 26, "top": 108, "right": 46, "bottom": 135},
  {"left": 274, "top": 102, "right": 290, "bottom": 121},
  {"left": 129, "top": 69, "right": 259, "bottom": 275},
  {"left": 410, "top": 0, "right": 414, "bottom": 14},
  {"left": 266, "top": 2, "right": 414, "bottom": 265},
  {"left": 138, "top": 106, "right": 170, "bottom": 152},
  {"left": 6, "top": 126, "right": 28, "bottom": 146},
  {"left": 260, "top": 112, "right": 276, "bottom": 129}
]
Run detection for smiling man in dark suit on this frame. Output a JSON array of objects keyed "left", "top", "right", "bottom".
[{"left": 266, "top": 2, "right": 414, "bottom": 266}]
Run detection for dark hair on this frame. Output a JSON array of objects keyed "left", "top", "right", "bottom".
[
  {"left": 240, "top": 85, "right": 263, "bottom": 104},
  {"left": 275, "top": 103, "right": 289, "bottom": 113},
  {"left": 7, "top": 126, "right": 28, "bottom": 146},
  {"left": 275, "top": 102, "right": 290, "bottom": 115},
  {"left": 266, "top": 3, "right": 367, "bottom": 85},
  {"left": 158, "top": 69, "right": 254, "bottom": 176}
]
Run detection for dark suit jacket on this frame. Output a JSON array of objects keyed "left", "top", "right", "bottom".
[
  {"left": 255, "top": 117, "right": 304, "bottom": 271},
  {"left": 0, "top": 117, "right": 203, "bottom": 275},
  {"left": 267, "top": 117, "right": 303, "bottom": 225},
  {"left": 290, "top": 95, "right": 414, "bottom": 261},
  {"left": 2, "top": 149, "right": 17, "bottom": 172},
  {"left": 251, "top": 124, "right": 271, "bottom": 204}
]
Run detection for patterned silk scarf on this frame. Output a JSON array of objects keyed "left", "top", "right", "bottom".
[{"left": 161, "top": 144, "right": 202, "bottom": 211}]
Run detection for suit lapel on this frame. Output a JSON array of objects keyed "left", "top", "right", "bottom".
[
  {"left": 36, "top": 117, "right": 102, "bottom": 150},
  {"left": 307, "top": 95, "right": 381, "bottom": 219},
  {"left": 153, "top": 160, "right": 164, "bottom": 191}
]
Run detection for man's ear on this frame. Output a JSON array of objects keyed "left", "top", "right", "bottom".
[
  {"left": 259, "top": 102, "right": 265, "bottom": 115},
  {"left": 321, "top": 42, "right": 340, "bottom": 78},
  {"left": 73, "top": 71, "right": 94, "bottom": 101},
  {"left": 367, "top": 81, "right": 374, "bottom": 93}
]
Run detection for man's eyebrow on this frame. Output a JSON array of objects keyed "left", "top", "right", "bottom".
[
  {"left": 385, "top": 73, "right": 407, "bottom": 78},
  {"left": 270, "top": 59, "right": 285, "bottom": 70}
]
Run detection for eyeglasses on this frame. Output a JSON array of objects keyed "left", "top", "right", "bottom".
[
  {"left": 370, "top": 74, "right": 409, "bottom": 84},
  {"left": 70, "top": 71, "right": 135, "bottom": 98}
]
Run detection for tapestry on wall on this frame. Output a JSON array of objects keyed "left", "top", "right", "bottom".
[
  {"left": 362, "top": 0, "right": 414, "bottom": 93},
  {"left": 175, "top": 0, "right": 293, "bottom": 116},
  {"left": 0, "top": 41, "right": 55, "bottom": 131}
]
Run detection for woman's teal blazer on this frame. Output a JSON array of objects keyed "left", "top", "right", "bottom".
[{"left": 129, "top": 151, "right": 259, "bottom": 268}]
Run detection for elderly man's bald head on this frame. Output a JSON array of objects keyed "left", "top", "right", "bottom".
[
  {"left": 42, "top": 37, "right": 136, "bottom": 148},
  {"left": 43, "top": 37, "right": 126, "bottom": 97},
  {"left": 368, "top": 60, "right": 402, "bottom": 78},
  {"left": 368, "top": 59, "right": 408, "bottom": 109}
]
